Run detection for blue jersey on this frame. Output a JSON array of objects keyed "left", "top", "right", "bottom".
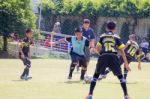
[
  {"left": 82, "top": 27, "right": 95, "bottom": 41},
  {"left": 66, "top": 36, "right": 89, "bottom": 55}
]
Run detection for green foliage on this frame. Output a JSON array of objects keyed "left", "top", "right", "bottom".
[
  {"left": 41, "top": 0, "right": 150, "bottom": 17},
  {"left": 61, "top": 19, "right": 73, "bottom": 35},
  {"left": 120, "top": 22, "right": 130, "bottom": 43},
  {"left": 100, "top": 22, "right": 107, "bottom": 34},
  {"left": 0, "top": 0, "right": 36, "bottom": 36}
]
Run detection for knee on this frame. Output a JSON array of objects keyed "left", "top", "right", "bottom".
[{"left": 120, "top": 78, "right": 126, "bottom": 83}]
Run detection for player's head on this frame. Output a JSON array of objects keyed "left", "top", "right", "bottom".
[
  {"left": 129, "top": 34, "right": 136, "bottom": 41},
  {"left": 74, "top": 27, "right": 83, "bottom": 39},
  {"left": 83, "top": 19, "right": 90, "bottom": 29},
  {"left": 26, "top": 28, "right": 32, "bottom": 39},
  {"left": 106, "top": 21, "right": 116, "bottom": 32}
]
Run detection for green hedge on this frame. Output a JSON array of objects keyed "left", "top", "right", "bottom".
[{"left": 41, "top": 0, "right": 150, "bottom": 17}]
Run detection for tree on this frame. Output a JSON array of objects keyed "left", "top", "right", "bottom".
[
  {"left": 0, "top": 0, "right": 36, "bottom": 51},
  {"left": 120, "top": 22, "right": 130, "bottom": 43}
]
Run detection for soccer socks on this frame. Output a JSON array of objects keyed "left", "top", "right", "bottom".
[
  {"left": 80, "top": 67, "right": 87, "bottom": 80},
  {"left": 117, "top": 75, "right": 128, "bottom": 96},
  {"left": 68, "top": 63, "right": 76, "bottom": 77},
  {"left": 21, "top": 67, "right": 29, "bottom": 77},
  {"left": 124, "top": 68, "right": 128, "bottom": 80},
  {"left": 89, "top": 72, "right": 100, "bottom": 95}
]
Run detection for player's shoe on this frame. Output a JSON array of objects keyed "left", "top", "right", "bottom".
[
  {"left": 86, "top": 95, "right": 92, "bottom": 99},
  {"left": 124, "top": 95, "right": 131, "bottom": 99},
  {"left": 25, "top": 76, "right": 32, "bottom": 81},
  {"left": 20, "top": 76, "right": 26, "bottom": 80},
  {"left": 67, "top": 76, "right": 72, "bottom": 80},
  {"left": 98, "top": 74, "right": 107, "bottom": 80}
]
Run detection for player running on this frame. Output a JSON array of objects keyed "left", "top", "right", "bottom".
[
  {"left": 98, "top": 34, "right": 144, "bottom": 80},
  {"left": 86, "top": 21, "right": 131, "bottom": 99},
  {"left": 19, "top": 29, "right": 33, "bottom": 80},
  {"left": 53, "top": 27, "right": 94, "bottom": 80}
]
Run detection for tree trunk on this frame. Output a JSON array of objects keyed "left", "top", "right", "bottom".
[{"left": 3, "top": 35, "right": 7, "bottom": 51}]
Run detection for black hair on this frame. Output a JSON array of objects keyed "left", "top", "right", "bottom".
[
  {"left": 26, "top": 28, "right": 32, "bottom": 33},
  {"left": 106, "top": 21, "right": 116, "bottom": 30},
  {"left": 74, "top": 27, "right": 82, "bottom": 33}
]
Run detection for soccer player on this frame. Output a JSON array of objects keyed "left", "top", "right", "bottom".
[
  {"left": 76, "top": 19, "right": 95, "bottom": 72},
  {"left": 98, "top": 34, "right": 144, "bottom": 80},
  {"left": 54, "top": 27, "right": 93, "bottom": 80},
  {"left": 86, "top": 21, "right": 131, "bottom": 99},
  {"left": 19, "top": 29, "right": 33, "bottom": 80}
]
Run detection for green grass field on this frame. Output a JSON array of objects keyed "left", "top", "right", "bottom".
[{"left": 0, "top": 59, "right": 150, "bottom": 99}]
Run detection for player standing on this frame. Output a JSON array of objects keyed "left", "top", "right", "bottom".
[
  {"left": 86, "top": 21, "right": 131, "bottom": 99},
  {"left": 76, "top": 19, "right": 95, "bottom": 72},
  {"left": 54, "top": 27, "right": 94, "bottom": 80},
  {"left": 98, "top": 34, "right": 143, "bottom": 80},
  {"left": 19, "top": 29, "right": 33, "bottom": 80}
]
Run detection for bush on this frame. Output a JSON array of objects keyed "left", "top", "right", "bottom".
[{"left": 120, "top": 22, "right": 130, "bottom": 43}]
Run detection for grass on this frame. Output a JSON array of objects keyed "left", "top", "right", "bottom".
[{"left": 0, "top": 59, "right": 150, "bottom": 99}]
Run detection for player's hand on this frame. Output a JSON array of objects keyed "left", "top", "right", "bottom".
[
  {"left": 51, "top": 42, "right": 56, "bottom": 46},
  {"left": 124, "top": 63, "right": 131, "bottom": 71}
]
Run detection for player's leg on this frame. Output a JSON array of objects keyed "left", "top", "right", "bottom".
[
  {"left": 85, "top": 47, "right": 90, "bottom": 66},
  {"left": 86, "top": 56, "right": 107, "bottom": 99},
  {"left": 79, "top": 56, "right": 87, "bottom": 80},
  {"left": 124, "top": 67, "right": 128, "bottom": 80},
  {"left": 68, "top": 53, "right": 78, "bottom": 79},
  {"left": 110, "top": 55, "right": 130, "bottom": 99},
  {"left": 20, "top": 57, "right": 31, "bottom": 80}
]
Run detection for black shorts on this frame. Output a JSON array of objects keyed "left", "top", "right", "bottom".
[
  {"left": 119, "top": 55, "right": 133, "bottom": 66},
  {"left": 19, "top": 52, "right": 31, "bottom": 68},
  {"left": 70, "top": 52, "right": 87, "bottom": 68},
  {"left": 95, "top": 54, "right": 122, "bottom": 76}
]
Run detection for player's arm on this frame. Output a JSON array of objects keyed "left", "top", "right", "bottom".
[
  {"left": 89, "top": 30, "right": 95, "bottom": 48},
  {"left": 19, "top": 42, "right": 25, "bottom": 59},
  {"left": 119, "top": 49, "right": 131, "bottom": 71},
  {"left": 95, "top": 42, "right": 102, "bottom": 55},
  {"left": 136, "top": 51, "right": 144, "bottom": 70},
  {"left": 117, "top": 38, "right": 131, "bottom": 71},
  {"left": 54, "top": 37, "right": 71, "bottom": 45},
  {"left": 124, "top": 40, "right": 131, "bottom": 49}
]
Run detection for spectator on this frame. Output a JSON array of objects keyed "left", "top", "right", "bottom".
[
  {"left": 140, "top": 38, "right": 149, "bottom": 54},
  {"left": 52, "top": 22, "right": 61, "bottom": 34},
  {"left": 82, "top": 19, "right": 95, "bottom": 65},
  {"left": 146, "top": 49, "right": 150, "bottom": 62}
]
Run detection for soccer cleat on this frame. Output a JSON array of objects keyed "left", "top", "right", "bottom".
[
  {"left": 86, "top": 95, "right": 92, "bottom": 99},
  {"left": 124, "top": 95, "right": 130, "bottom": 99},
  {"left": 67, "top": 76, "right": 72, "bottom": 80},
  {"left": 98, "top": 75, "right": 107, "bottom": 81},
  {"left": 20, "top": 76, "right": 26, "bottom": 80},
  {"left": 25, "top": 76, "right": 32, "bottom": 81}
]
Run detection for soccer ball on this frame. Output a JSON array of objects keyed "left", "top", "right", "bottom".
[{"left": 84, "top": 75, "right": 93, "bottom": 84}]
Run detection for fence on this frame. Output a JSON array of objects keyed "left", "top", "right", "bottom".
[{"left": 8, "top": 30, "right": 72, "bottom": 59}]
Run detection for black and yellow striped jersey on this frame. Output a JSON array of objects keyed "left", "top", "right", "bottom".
[
  {"left": 97, "top": 32, "right": 125, "bottom": 55},
  {"left": 124, "top": 40, "right": 140, "bottom": 58},
  {"left": 20, "top": 37, "right": 33, "bottom": 57}
]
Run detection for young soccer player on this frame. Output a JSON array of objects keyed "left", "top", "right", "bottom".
[
  {"left": 98, "top": 34, "right": 144, "bottom": 80},
  {"left": 86, "top": 21, "right": 131, "bottom": 99},
  {"left": 19, "top": 29, "right": 33, "bottom": 80},
  {"left": 54, "top": 27, "right": 93, "bottom": 80}
]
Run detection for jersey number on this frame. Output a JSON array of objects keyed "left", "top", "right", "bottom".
[
  {"left": 127, "top": 47, "right": 136, "bottom": 56},
  {"left": 104, "top": 43, "right": 115, "bottom": 52}
]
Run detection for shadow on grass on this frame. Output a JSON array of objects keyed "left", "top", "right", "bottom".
[
  {"left": 64, "top": 80, "right": 82, "bottom": 84},
  {"left": 99, "top": 81, "right": 138, "bottom": 84}
]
